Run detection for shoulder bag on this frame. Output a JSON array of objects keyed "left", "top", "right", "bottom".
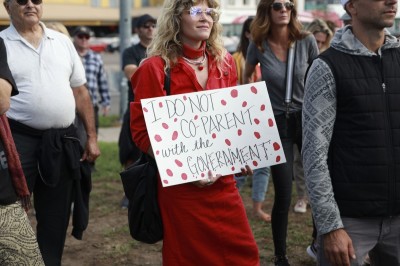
[{"left": 120, "top": 68, "right": 170, "bottom": 244}]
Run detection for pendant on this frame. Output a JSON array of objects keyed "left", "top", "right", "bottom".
[{"left": 198, "top": 65, "right": 204, "bottom": 71}]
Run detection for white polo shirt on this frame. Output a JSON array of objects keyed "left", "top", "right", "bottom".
[{"left": 0, "top": 22, "right": 86, "bottom": 130}]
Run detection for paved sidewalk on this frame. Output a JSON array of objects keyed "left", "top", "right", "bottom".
[{"left": 98, "top": 126, "right": 121, "bottom": 142}]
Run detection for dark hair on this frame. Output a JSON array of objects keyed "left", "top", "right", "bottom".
[{"left": 236, "top": 17, "right": 254, "bottom": 59}]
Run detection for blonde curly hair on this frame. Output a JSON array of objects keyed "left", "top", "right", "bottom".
[{"left": 147, "top": 0, "right": 227, "bottom": 74}]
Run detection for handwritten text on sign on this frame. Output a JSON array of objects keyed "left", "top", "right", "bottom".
[{"left": 141, "top": 82, "right": 286, "bottom": 187}]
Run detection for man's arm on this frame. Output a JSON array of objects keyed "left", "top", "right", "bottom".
[
  {"left": 0, "top": 78, "right": 12, "bottom": 115},
  {"left": 73, "top": 84, "right": 100, "bottom": 162},
  {"left": 124, "top": 64, "right": 138, "bottom": 80},
  {"left": 122, "top": 46, "right": 139, "bottom": 80},
  {"left": 303, "top": 59, "right": 341, "bottom": 234},
  {"left": 303, "top": 59, "right": 355, "bottom": 265}
]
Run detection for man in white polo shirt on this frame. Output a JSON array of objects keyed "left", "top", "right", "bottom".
[{"left": 0, "top": 0, "right": 100, "bottom": 265}]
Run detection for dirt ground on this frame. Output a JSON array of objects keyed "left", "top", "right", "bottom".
[{"left": 29, "top": 177, "right": 314, "bottom": 266}]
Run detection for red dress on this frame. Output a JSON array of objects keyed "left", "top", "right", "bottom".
[{"left": 130, "top": 51, "right": 260, "bottom": 266}]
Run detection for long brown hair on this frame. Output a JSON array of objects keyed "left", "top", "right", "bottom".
[
  {"left": 236, "top": 17, "right": 254, "bottom": 59},
  {"left": 251, "top": 0, "right": 305, "bottom": 51}
]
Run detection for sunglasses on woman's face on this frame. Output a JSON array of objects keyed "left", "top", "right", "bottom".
[
  {"left": 271, "top": 1, "right": 295, "bottom": 11},
  {"left": 15, "top": 0, "right": 43, "bottom": 5},
  {"left": 187, "top": 6, "right": 219, "bottom": 22}
]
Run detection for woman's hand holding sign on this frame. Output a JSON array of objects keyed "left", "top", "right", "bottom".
[
  {"left": 237, "top": 165, "right": 253, "bottom": 177},
  {"left": 193, "top": 170, "right": 222, "bottom": 188},
  {"left": 194, "top": 165, "right": 253, "bottom": 188}
]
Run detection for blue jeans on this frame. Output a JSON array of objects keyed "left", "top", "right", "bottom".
[{"left": 235, "top": 167, "right": 271, "bottom": 202}]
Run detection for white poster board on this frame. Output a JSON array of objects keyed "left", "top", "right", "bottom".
[{"left": 141, "top": 81, "right": 286, "bottom": 187}]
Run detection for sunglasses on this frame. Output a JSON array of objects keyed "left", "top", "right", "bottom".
[
  {"left": 77, "top": 34, "right": 90, "bottom": 40},
  {"left": 187, "top": 6, "right": 219, "bottom": 22},
  {"left": 142, "top": 24, "right": 156, "bottom": 29},
  {"left": 271, "top": 2, "right": 295, "bottom": 11},
  {"left": 15, "top": 0, "right": 42, "bottom": 5}
]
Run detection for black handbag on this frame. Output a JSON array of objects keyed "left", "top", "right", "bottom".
[
  {"left": 119, "top": 68, "right": 170, "bottom": 244},
  {"left": 120, "top": 154, "right": 163, "bottom": 244}
]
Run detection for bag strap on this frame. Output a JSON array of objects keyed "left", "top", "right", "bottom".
[{"left": 164, "top": 68, "right": 170, "bottom": 96}]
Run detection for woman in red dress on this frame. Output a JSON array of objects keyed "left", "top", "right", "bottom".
[{"left": 130, "top": 0, "right": 260, "bottom": 265}]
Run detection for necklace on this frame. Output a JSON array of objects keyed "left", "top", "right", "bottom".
[{"left": 182, "top": 52, "right": 206, "bottom": 71}]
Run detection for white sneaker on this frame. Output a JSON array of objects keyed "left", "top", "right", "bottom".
[
  {"left": 294, "top": 199, "right": 307, "bottom": 213},
  {"left": 306, "top": 242, "right": 317, "bottom": 261}
]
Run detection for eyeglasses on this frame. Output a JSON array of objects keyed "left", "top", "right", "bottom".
[
  {"left": 271, "top": 2, "right": 295, "bottom": 11},
  {"left": 77, "top": 34, "right": 90, "bottom": 40},
  {"left": 186, "top": 6, "right": 219, "bottom": 22},
  {"left": 15, "top": 0, "right": 43, "bottom": 5},
  {"left": 142, "top": 24, "right": 156, "bottom": 29}
]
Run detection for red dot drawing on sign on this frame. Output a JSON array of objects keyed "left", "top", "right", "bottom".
[
  {"left": 154, "top": 135, "right": 162, "bottom": 142},
  {"left": 231, "top": 166, "right": 235, "bottom": 171},
  {"left": 273, "top": 142, "right": 281, "bottom": 151},
  {"left": 221, "top": 99, "right": 227, "bottom": 106},
  {"left": 156, "top": 150, "right": 160, "bottom": 155},
  {"left": 212, "top": 133, "right": 217, "bottom": 139},
  {"left": 172, "top": 131, "right": 178, "bottom": 140},
  {"left": 175, "top": 159, "right": 183, "bottom": 167},
  {"left": 163, "top": 180, "right": 169, "bottom": 184},
  {"left": 143, "top": 107, "right": 148, "bottom": 112},
  {"left": 268, "top": 118, "right": 274, "bottom": 127},
  {"left": 166, "top": 169, "right": 173, "bottom": 177},
  {"left": 253, "top": 161, "right": 258, "bottom": 166},
  {"left": 254, "top": 118, "right": 260, "bottom": 125},
  {"left": 162, "top": 123, "right": 169, "bottom": 129},
  {"left": 225, "top": 139, "right": 231, "bottom": 146},
  {"left": 201, "top": 173, "right": 205, "bottom": 177},
  {"left": 237, "top": 129, "right": 242, "bottom": 136},
  {"left": 181, "top": 173, "right": 187, "bottom": 180},
  {"left": 276, "top": 156, "right": 281, "bottom": 162},
  {"left": 242, "top": 101, "right": 247, "bottom": 107},
  {"left": 174, "top": 118, "right": 178, "bottom": 122},
  {"left": 194, "top": 115, "right": 198, "bottom": 120},
  {"left": 231, "top": 89, "right": 238, "bottom": 98},
  {"left": 254, "top": 132, "right": 261, "bottom": 139},
  {"left": 251, "top": 86, "right": 258, "bottom": 94},
  {"left": 159, "top": 102, "right": 163, "bottom": 108},
  {"left": 183, "top": 96, "right": 187, "bottom": 101},
  {"left": 260, "top": 104, "right": 266, "bottom": 111}
]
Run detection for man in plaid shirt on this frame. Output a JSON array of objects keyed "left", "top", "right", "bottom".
[{"left": 73, "top": 26, "right": 111, "bottom": 134}]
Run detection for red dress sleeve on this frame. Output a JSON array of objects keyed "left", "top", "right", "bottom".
[{"left": 130, "top": 57, "right": 165, "bottom": 153}]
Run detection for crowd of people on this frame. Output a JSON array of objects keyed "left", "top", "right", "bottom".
[{"left": 1, "top": 0, "right": 400, "bottom": 265}]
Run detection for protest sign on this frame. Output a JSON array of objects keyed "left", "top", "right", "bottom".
[{"left": 141, "top": 81, "right": 286, "bottom": 187}]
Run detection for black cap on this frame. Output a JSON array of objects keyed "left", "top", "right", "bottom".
[
  {"left": 135, "top": 14, "right": 156, "bottom": 28},
  {"left": 72, "top": 26, "right": 93, "bottom": 37}
]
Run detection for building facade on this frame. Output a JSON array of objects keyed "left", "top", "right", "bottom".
[{"left": 0, "top": 0, "right": 163, "bottom": 26}]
